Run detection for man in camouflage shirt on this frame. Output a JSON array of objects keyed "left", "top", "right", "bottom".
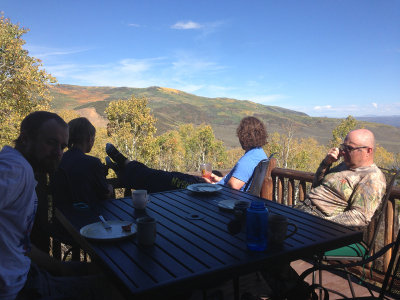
[
  {"left": 261, "top": 129, "right": 387, "bottom": 300},
  {"left": 296, "top": 128, "right": 386, "bottom": 229}
]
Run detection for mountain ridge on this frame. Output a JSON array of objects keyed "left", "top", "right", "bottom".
[{"left": 50, "top": 84, "right": 400, "bottom": 153}]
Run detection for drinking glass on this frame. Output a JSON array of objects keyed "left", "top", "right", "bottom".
[{"left": 200, "top": 163, "right": 212, "bottom": 180}]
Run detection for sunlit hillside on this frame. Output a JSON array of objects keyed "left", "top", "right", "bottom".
[{"left": 50, "top": 84, "right": 400, "bottom": 153}]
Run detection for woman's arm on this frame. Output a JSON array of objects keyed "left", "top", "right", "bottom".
[{"left": 226, "top": 176, "right": 245, "bottom": 190}]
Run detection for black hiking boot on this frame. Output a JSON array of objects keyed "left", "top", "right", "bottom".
[{"left": 105, "top": 143, "right": 127, "bottom": 166}]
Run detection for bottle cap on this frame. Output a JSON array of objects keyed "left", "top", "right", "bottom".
[{"left": 250, "top": 200, "right": 265, "bottom": 210}]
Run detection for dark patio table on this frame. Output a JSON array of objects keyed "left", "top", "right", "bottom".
[{"left": 55, "top": 185, "right": 362, "bottom": 299}]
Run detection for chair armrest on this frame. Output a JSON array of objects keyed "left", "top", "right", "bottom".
[{"left": 299, "top": 241, "right": 395, "bottom": 282}]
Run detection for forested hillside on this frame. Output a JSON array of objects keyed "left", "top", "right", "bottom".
[{"left": 50, "top": 84, "right": 400, "bottom": 153}]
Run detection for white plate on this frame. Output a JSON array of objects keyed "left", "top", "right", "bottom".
[
  {"left": 217, "top": 199, "right": 238, "bottom": 211},
  {"left": 187, "top": 183, "right": 223, "bottom": 193},
  {"left": 80, "top": 220, "right": 136, "bottom": 241}
]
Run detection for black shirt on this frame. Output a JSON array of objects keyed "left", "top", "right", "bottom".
[{"left": 53, "top": 148, "right": 109, "bottom": 207}]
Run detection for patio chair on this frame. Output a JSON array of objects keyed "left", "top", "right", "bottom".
[
  {"left": 312, "top": 168, "right": 400, "bottom": 297},
  {"left": 244, "top": 154, "right": 275, "bottom": 197},
  {"left": 297, "top": 225, "right": 400, "bottom": 299}
]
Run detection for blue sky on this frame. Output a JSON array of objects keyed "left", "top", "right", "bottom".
[{"left": 2, "top": 0, "right": 399, "bottom": 117}]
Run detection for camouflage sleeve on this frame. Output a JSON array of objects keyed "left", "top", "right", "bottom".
[
  {"left": 328, "top": 171, "right": 386, "bottom": 228},
  {"left": 312, "top": 161, "right": 331, "bottom": 188}
]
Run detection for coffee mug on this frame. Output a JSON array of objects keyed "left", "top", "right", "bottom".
[
  {"left": 136, "top": 217, "right": 156, "bottom": 246},
  {"left": 268, "top": 214, "right": 297, "bottom": 247},
  {"left": 132, "top": 190, "right": 150, "bottom": 209}
]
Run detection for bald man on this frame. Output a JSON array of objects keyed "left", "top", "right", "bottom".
[
  {"left": 259, "top": 130, "right": 386, "bottom": 299},
  {"left": 296, "top": 129, "right": 386, "bottom": 229}
]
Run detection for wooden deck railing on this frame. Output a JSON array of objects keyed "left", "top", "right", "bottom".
[{"left": 260, "top": 158, "right": 400, "bottom": 274}]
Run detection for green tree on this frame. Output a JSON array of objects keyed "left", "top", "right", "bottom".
[
  {"left": 288, "top": 138, "right": 327, "bottom": 172},
  {"left": 225, "top": 147, "right": 244, "bottom": 170},
  {"left": 265, "top": 133, "right": 326, "bottom": 172},
  {"left": 90, "top": 127, "right": 110, "bottom": 163},
  {"left": 155, "top": 130, "right": 185, "bottom": 171},
  {"left": 329, "top": 115, "right": 358, "bottom": 148},
  {"left": 374, "top": 145, "right": 395, "bottom": 169},
  {"left": 105, "top": 95, "right": 157, "bottom": 165},
  {"left": 57, "top": 109, "right": 80, "bottom": 124},
  {"left": 178, "top": 124, "right": 227, "bottom": 172},
  {"left": 0, "top": 15, "right": 56, "bottom": 147}
]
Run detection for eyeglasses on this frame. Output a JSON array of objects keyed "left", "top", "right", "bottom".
[{"left": 340, "top": 144, "right": 369, "bottom": 152}]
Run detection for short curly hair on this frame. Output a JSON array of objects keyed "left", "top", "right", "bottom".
[
  {"left": 68, "top": 117, "right": 96, "bottom": 148},
  {"left": 236, "top": 116, "right": 268, "bottom": 151}
]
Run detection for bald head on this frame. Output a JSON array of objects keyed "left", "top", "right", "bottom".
[
  {"left": 342, "top": 129, "right": 375, "bottom": 168},
  {"left": 346, "top": 129, "right": 375, "bottom": 150}
]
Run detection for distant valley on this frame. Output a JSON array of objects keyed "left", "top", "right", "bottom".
[
  {"left": 50, "top": 84, "right": 400, "bottom": 153},
  {"left": 356, "top": 116, "right": 400, "bottom": 128}
]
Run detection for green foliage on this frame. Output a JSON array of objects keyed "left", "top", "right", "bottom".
[
  {"left": 155, "top": 130, "right": 185, "bottom": 171},
  {"left": 0, "top": 15, "right": 56, "bottom": 147},
  {"left": 177, "top": 124, "right": 227, "bottom": 172},
  {"left": 265, "top": 133, "right": 326, "bottom": 172},
  {"left": 374, "top": 145, "right": 396, "bottom": 169},
  {"left": 49, "top": 84, "right": 400, "bottom": 154},
  {"left": 105, "top": 95, "right": 157, "bottom": 165},
  {"left": 57, "top": 109, "right": 80, "bottom": 123},
  {"left": 329, "top": 115, "right": 358, "bottom": 148}
]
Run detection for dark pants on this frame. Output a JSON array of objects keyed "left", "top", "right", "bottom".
[
  {"left": 16, "top": 263, "right": 115, "bottom": 300},
  {"left": 118, "top": 161, "right": 206, "bottom": 193}
]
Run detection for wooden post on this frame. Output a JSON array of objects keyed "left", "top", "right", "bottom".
[
  {"left": 298, "top": 181, "right": 307, "bottom": 202},
  {"left": 288, "top": 179, "right": 294, "bottom": 206},
  {"left": 261, "top": 158, "right": 277, "bottom": 201},
  {"left": 277, "top": 177, "right": 284, "bottom": 205},
  {"left": 384, "top": 197, "right": 395, "bottom": 272}
]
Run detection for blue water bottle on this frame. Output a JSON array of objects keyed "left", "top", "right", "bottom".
[{"left": 246, "top": 200, "right": 268, "bottom": 251}]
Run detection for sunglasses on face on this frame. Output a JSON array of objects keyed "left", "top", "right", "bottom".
[{"left": 340, "top": 144, "right": 369, "bottom": 152}]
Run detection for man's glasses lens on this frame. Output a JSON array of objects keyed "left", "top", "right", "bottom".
[{"left": 340, "top": 144, "right": 368, "bottom": 152}]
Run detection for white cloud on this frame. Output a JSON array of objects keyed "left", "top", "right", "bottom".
[
  {"left": 170, "top": 20, "right": 225, "bottom": 38},
  {"left": 171, "top": 21, "right": 202, "bottom": 30},
  {"left": 314, "top": 105, "right": 332, "bottom": 110},
  {"left": 305, "top": 102, "right": 400, "bottom": 117},
  {"left": 45, "top": 53, "right": 228, "bottom": 95},
  {"left": 119, "top": 59, "right": 152, "bottom": 73},
  {"left": 26, "top": 45, "right": 89, "bottom": 58},
  {"left": 128, "top": 23, "right": 140, "bottom": 27},
  {"left": 170, "top": 51, "right": 226, "bottom": 78},
  {"left": 174, "top": 84, "right": 204, "bottom": 93},
  {"left": 249, "top": 94, "right": 286, "bottom": 104}
]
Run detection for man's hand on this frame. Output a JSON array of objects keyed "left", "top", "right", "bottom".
[{"left": 323, "top": 147, "right": 341, "bottom": 165}]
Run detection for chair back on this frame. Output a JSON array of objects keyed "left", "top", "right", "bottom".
[
  {"left": 380, "top": 226, "right": 400, "bottom": 298},
  {"left": 51, "top": 166, "right": 79, "bottom": 208},
  {"left": 245, "top": 155, "right": 274, "bottom": 196},
  {"left": 366, "top": 168, "right": 400, "bottom": 257}
]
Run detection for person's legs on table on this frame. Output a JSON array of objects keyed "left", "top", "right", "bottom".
[{"left": 105, "top": 143, "right": 206, "bottom": 193}]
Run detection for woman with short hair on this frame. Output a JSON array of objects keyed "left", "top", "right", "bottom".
[
  {"left": 106, "top": 116, "right": 268, "bottom": 193},
  {"left": 210, "top": 116, "right": 268, "bottom": 190}
]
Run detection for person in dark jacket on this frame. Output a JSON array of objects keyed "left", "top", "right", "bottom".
[{"left": 53, "top": 117, "right": 113, "bottom": 208}]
